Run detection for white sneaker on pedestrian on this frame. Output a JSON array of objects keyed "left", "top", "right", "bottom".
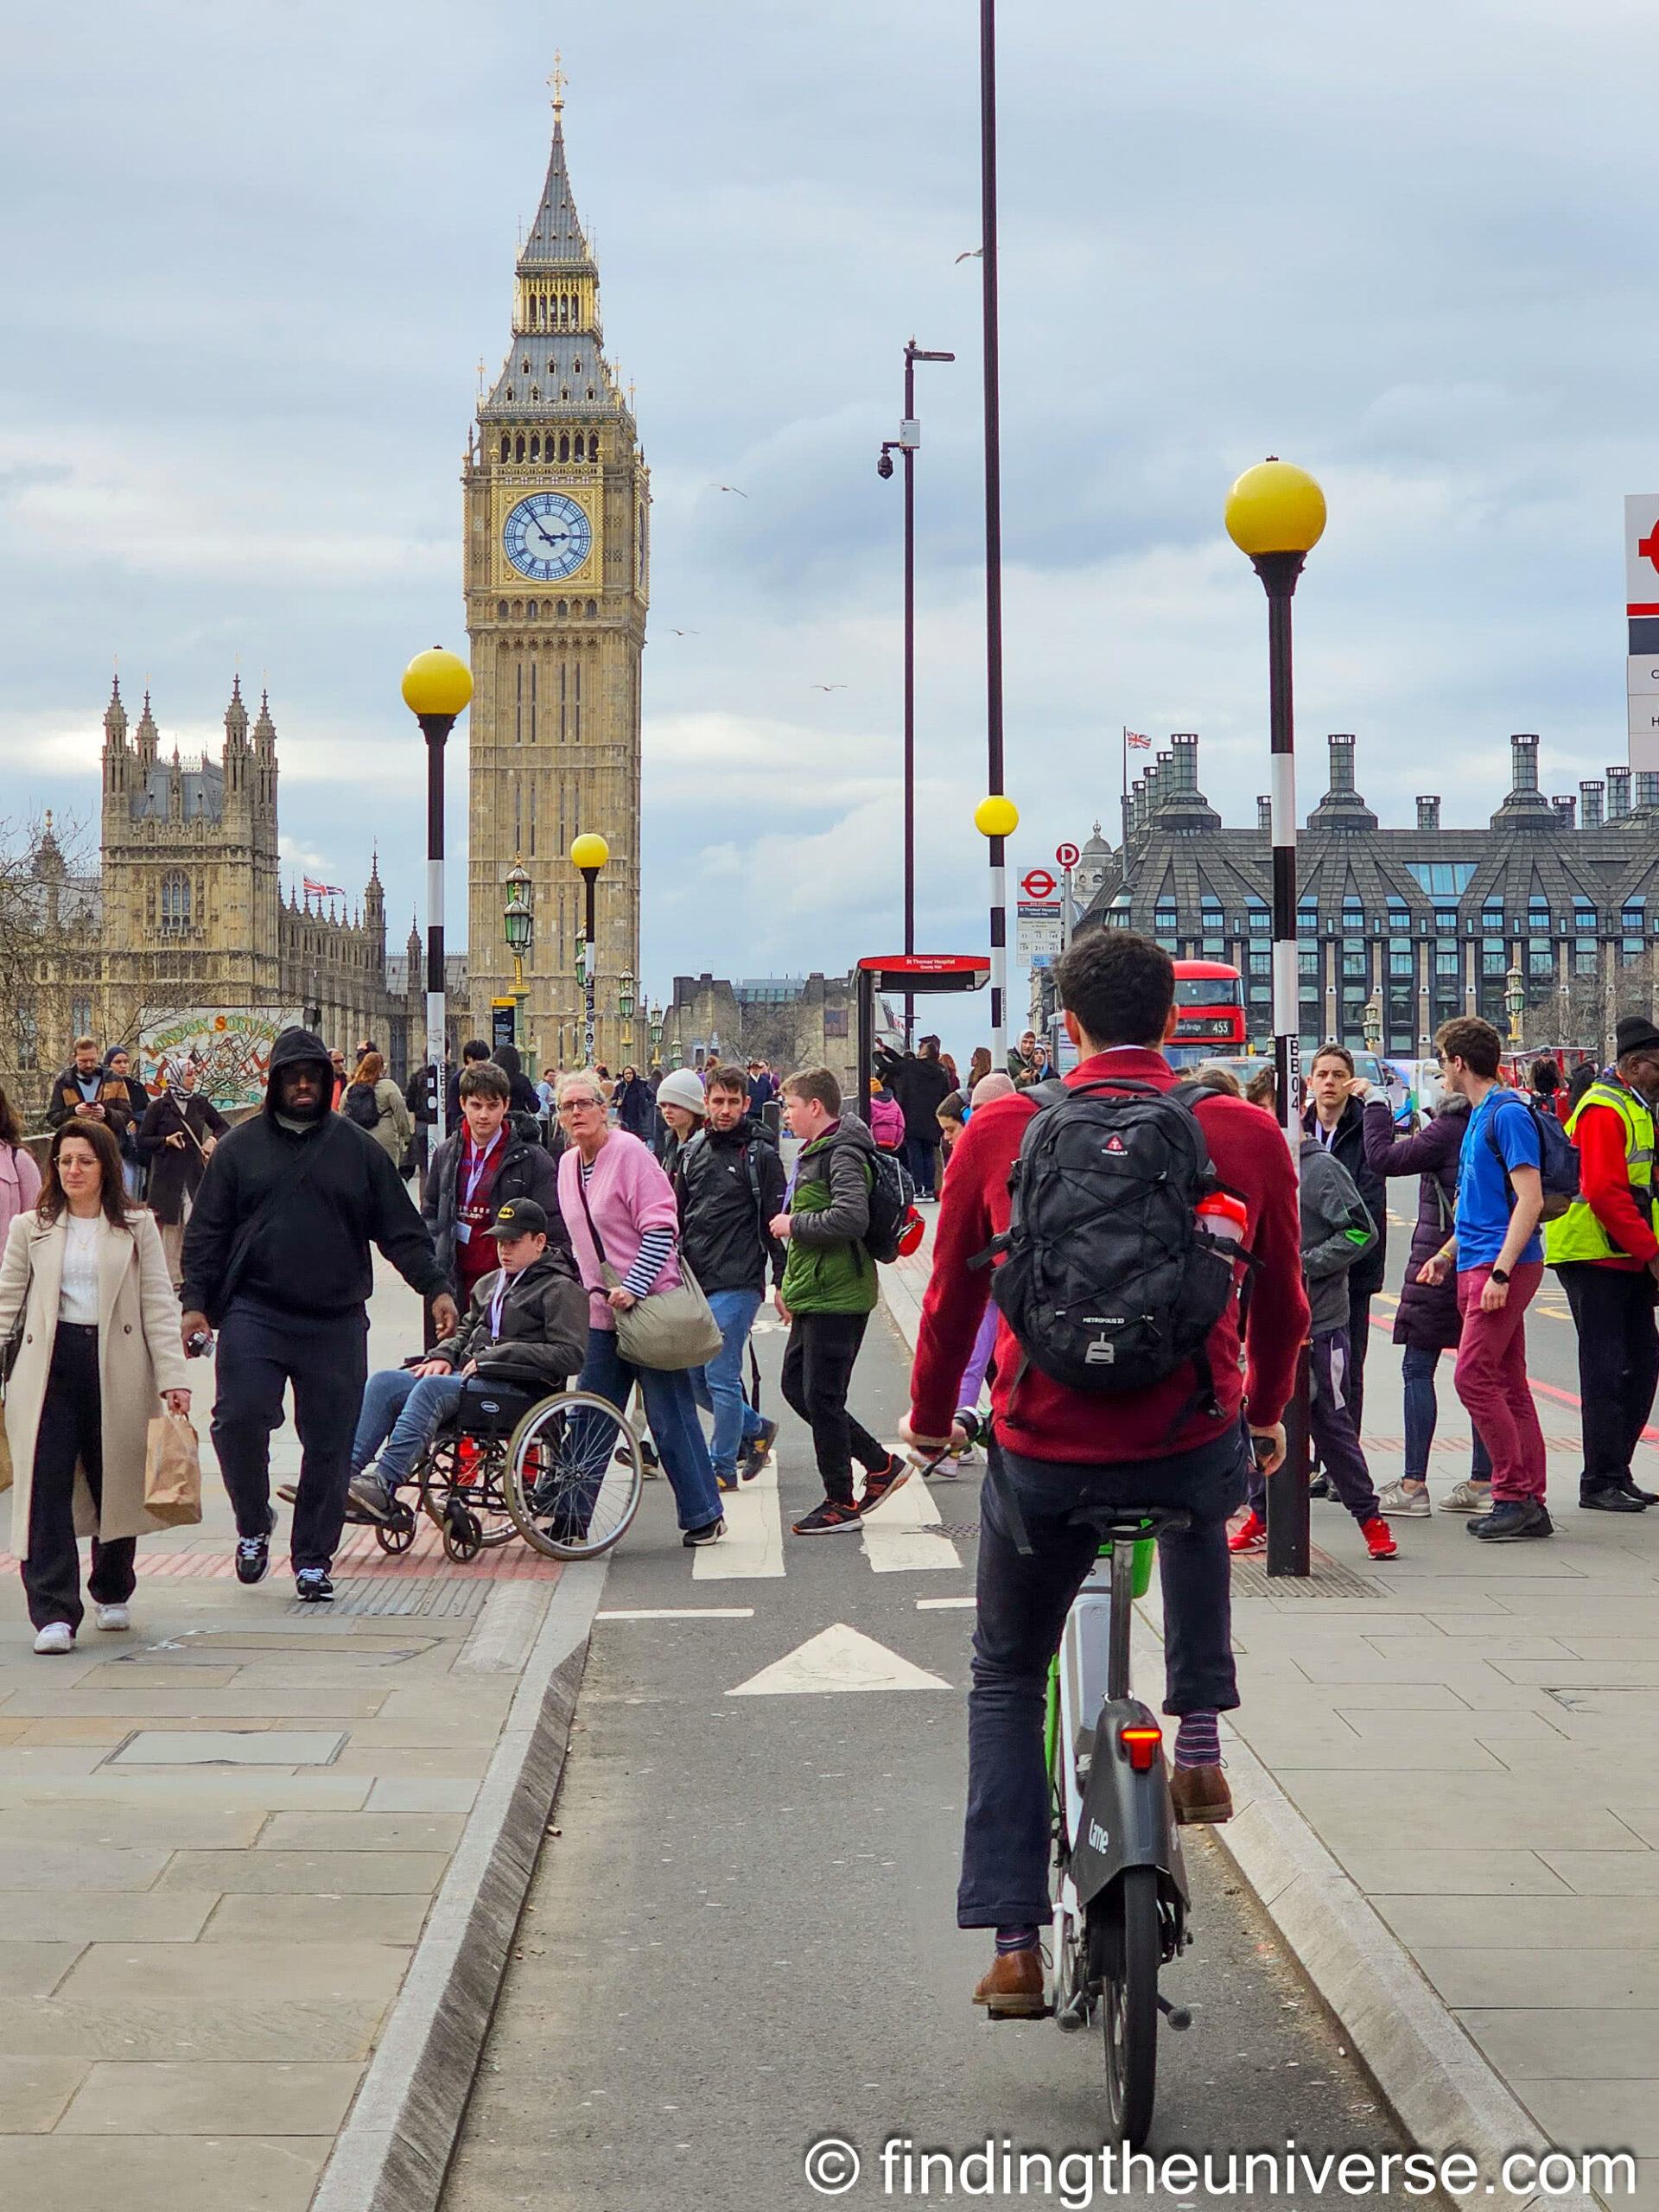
[
  {"left": 93, "top": 1603, "right": 131, "bottom": 1633},
  {"left": 33, "top": 1623, "right": 74, "bottom": 1656},
  {"left": 1377, "top": 1480, "right": 1431, "bottom": 1519},
  {"left": 1440, "top": 1479, "right": 1491, "bottom": 1514}
]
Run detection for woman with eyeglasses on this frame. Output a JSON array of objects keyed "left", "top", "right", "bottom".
[{"left": 555, "top": 1071, "right": 726, "bottom": 1548}]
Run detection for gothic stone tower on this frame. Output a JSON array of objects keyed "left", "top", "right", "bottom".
[{"left": 465, "top": 76, "right": 649, "bottom": 1071}]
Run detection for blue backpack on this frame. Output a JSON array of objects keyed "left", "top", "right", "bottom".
[{"left": 1484, "top": 1092, "right": 1579, "bottom": 1222}]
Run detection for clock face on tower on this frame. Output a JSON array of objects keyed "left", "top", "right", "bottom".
[{"left": 502, "top": 492, "right": 593, "bottom": 582}]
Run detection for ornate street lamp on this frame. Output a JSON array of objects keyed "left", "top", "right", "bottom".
[
  {"left": 1224, "top": 456, "right": 1327, "bottom": 1583},
  {"left": 1362, "top": 993, "right": 1382, "bottom": 1054},
  {"left": 569, "top": 832, "right": 609, "bottom": 1064},
  {"left": 619, "top": 968, "right": 636, "bottom": 1051},
  {"left": 1505, "top": 963, "right": 1525, "bottom": 1046},
  {"left": 502, "top": 858, "right": 532, "bottom": 1052},
  {"left": 648, "top": 999, "right": 664, "bottom": 1067},
  {"left": 401, "top": 645, "right": 474, "bottom": 1146}
]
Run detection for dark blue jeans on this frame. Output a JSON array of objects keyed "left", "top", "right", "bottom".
[
  {"left": 1402, "top": 1343, "right": 1491, "bottom": 1484},
  {"left": 957, "top": 1427, "right": 1246, "bottom": 1931},
  {"left": 577, "top": 1327, "right": 723, "bottom": 1533},
  {"left": 901, "top": 1131, "right": 938, "bottom": 1199}
]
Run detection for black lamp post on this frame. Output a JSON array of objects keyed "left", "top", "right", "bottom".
[
  {"left": 400, "top": 648, "right": 474, "bottom": 1146},
  {"left": 570, "top": 834, "right": 608, "bottom": 1064},
  {"left": 978, "top": 0, "right": 1008, "bottom": 1062},
  {"left": 880, "top": 340, "right": 956, "bottom": 1049},
  {"left": 1225, "top": 459, "right": 1327, "bottom": 1580}
]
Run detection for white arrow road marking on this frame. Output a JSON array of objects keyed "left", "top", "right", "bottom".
[
  {"left": 860, "top": 1461, "right": 961, "bottom": 1573},
  {"left": 727, "top": 1623, "right": 951, "bottom": 1697},
  {"left": 695, "top": 1449, "right": 785, "bottom": 1580}
]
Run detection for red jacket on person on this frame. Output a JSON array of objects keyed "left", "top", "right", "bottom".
[{"left": 908, "top": 1046, "right": 1309, "bottom": 1463}]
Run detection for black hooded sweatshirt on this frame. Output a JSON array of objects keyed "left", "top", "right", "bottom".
[{"left": 181, "top": 1027, "right": 448, "bottom": 1322}]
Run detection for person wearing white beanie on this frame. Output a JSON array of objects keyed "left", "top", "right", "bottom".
[{"left": 656, "top": 1068, "right": 707, "bottom": 1179}]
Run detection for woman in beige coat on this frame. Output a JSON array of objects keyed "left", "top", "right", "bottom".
[
  {"left": 345, "top": 1052, "right": 414, "bottom": 1166},
  {"left": 0, "top": 1117, "right": 191, "bottom": 1653}
]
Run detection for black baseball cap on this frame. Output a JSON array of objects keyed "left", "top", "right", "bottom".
[{"left": 486, "top": 1198, "right": 550, "bottom": 1239}]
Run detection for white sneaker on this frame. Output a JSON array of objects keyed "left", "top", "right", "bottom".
[
  {"left": 1440, "top": 1479, "right": 1491, "bottom": 1513},
  {"left": 93, "top": 1603, "right": 131, "bottom": 1633},
  {"left": 33, "top": 1623, "right": 74, "bottom": 1656}
]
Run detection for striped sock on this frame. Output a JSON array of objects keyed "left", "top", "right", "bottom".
[
  {"left": 1173, "top": 1711, "right": 1221, "bottom": 1770},
  {"left": 995, "top": 1923, "right": 1040, "bottom": 1956}
]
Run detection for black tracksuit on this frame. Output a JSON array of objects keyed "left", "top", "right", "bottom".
[
  {"left": 674, "top": 1116, "right": 786, "bottom": 1294},
  {"left": 181, "top": 1027, "right": 449, "bottom": 1573}
]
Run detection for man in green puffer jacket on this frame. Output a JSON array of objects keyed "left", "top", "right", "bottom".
[{"left": 771, "top": 1065, "right": 907, "bottom": 1536}]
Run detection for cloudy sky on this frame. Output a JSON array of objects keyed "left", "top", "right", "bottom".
[{"left": 3, "top": 0, "right": 1655, "bottom": 1049}]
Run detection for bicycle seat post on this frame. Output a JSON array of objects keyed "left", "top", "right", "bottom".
[{"left": 1106, "top": 1537, "right": 1136, "bottom": 1705}]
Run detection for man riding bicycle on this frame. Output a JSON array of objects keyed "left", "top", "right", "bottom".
[{"left": 903, "top": 931, "right": 1306, "bottom": 2017}]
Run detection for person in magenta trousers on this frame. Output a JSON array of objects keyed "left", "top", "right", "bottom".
[{"left": 554, "top": 1070, "right": 726, "bottom": 1548}]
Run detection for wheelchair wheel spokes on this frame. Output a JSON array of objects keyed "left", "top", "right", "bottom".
[
  {"left": 506, "top": 1392, "right": 643, "bottom": 1560},
  {"left": 419, "top": 1439, "right": 518, "bottom": 1554}
]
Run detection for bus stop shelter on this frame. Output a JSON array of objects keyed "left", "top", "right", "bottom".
[{"left": 852, "top": 955, "right": 990, "bottom": 1123}]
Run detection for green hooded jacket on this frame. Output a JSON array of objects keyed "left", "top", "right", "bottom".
[{"left": 780, "top": 1116, "right": 880, "bottom": 1316}]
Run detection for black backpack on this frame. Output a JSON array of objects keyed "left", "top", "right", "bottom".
[
  {"left": 983, "top": 1077, "right": 1246, "bottom": 1407},
  {"left": 345, "top": 1082, "right": 381, "bottom": 1131},
  {"left": 807, "top": 1139, "right": 916, "bottom": 1264}
]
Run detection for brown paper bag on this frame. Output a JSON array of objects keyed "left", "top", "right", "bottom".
[
  {"left": 144, "top": 1411, "right": 202, "bottom": 1528},
  {"left": 0, "top": 1417, "right": 11, "bottom": 1497}
]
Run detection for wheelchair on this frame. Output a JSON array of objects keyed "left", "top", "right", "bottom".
[{"left": 396, "top": 1370, "right": 647, "bottom": 1564}]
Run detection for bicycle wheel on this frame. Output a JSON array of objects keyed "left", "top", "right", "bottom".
[
  {"left": 1101, "top": 1866, "right": 1160, "bottom": 2149},
  {"left": 505, "top": 1391, "right": 643, "bottom": 1560}
]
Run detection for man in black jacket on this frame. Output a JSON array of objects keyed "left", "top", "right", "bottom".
[
  {"left": 1303, "top": 1042, "right": 1389, "bottom": 1436},
  {"left": 676, "top": 1065, "right": 786, "bottom": 1489},
  {"left": 346, "top": 1198, "right": 587, "bottom": 1522},
  {"left": 181, "top": 1027, "right": 456, "bottom": 1601},
  {"left": 874, "top": 1035, "right": 953, "bottom": 1200}
]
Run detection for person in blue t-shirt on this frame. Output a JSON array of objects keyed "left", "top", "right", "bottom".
[{"left": 1418, "top": 1016, "right": 1549, "bottom": 1541}]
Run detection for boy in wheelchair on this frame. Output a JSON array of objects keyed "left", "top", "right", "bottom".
[{"left": 346, "top": 1198, "right": 588, "bottom": 1523}]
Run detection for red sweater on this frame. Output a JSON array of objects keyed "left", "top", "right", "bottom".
[
  {"left": 1573, "top": 1096, "right": 1659, "bottom": 1271},
  {"left": 909, "top": 1047, "right": 1309, "bottom": 1463}
]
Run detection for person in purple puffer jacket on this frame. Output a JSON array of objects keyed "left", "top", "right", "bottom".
[{"left": 1362, "top": 1086, "right": 1491, "bottom": 1517}]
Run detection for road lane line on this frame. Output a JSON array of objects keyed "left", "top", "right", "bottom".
[
  {"left": 860, "top": 1464, "right": 961, "bottom": 1573},
  {"left": 916, "top": 1596, "right": 976, "bottom": 1610},
  {"left": 695, "top": 1451, "right": 785, "bottom": 1579},
  {"left": 597, "top": 1608, "right": 756, "bottom": 1620}
]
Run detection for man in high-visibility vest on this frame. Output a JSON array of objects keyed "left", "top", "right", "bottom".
[{"left": 1545, "top": 1014, "right": 1659, "bottom": 1513}]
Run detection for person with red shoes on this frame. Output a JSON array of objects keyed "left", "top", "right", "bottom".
[
  {"left": 901, "top": 931, "right": 1306, "bottom": 2020},
  {"left": 1230, "top": 1114, "right": 1398, "bottom": 1565}
]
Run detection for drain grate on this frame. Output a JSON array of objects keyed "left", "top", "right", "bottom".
[
  {"left": 283, "top": 1577, "right": 493, "bottom": 1620},
  {"left": 934, "top": 1521, "right": 982, "bottom": 1541},
  {"left": 1230, "top": 1555, "right": 1392, "bottom": 1600}
]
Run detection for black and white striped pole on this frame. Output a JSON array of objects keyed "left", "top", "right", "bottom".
[
  {"left": 400, "top": 647, "right": 474, "bottom": 1153},
  {"left": 1225, "top": 459, "right": 1326, "bottom": 1580},
  {"left": 976, "top": 794, "right": 1018, "bottom": 1060}
]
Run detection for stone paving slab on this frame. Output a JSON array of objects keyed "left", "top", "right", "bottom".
[{"left": 0, "top": 1258, "right": 587, "bottom": 2209}]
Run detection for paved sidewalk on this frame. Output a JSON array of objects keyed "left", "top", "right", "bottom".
[
  {"left": 0, "top": 1260, "right": 568, "bottom": 2212},
  {"left": 885, "top": 1218, "right": 1659, "bottom": 2212}
]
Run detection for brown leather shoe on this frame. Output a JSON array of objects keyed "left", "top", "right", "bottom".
[
  {"left": 1170, "top": 1763, "right": 1233, "bottom": 1825},
  {"left": 973, "top": 1947, "right": 1047, "bottom": 2018}
]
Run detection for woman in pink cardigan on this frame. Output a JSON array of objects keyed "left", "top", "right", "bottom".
[{"left": 556, "top": 1069, "right": 726, "bottom": 1548}]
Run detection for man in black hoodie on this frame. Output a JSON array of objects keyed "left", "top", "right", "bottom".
[
  {"left": 1303, "top": 1042, "right": 1389, "bottom": 1436},
  {"left": 181, "top": 1028, "right": 456, "bottom": 1601}
]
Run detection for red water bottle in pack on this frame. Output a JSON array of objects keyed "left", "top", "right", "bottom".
[
  {"left": 455, "top": 1436, "right": 480, "bottom": 1487},
  {"left": 1195, "top": 1191, "right": 1249, "bottom": 1252}
]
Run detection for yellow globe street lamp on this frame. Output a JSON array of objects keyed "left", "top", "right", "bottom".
[
  {"left": 1224, "top": 458, "right": 1326, "bottom": 1582},
  {"left": 570, "top": 833, "right": 609, "bottom": 1063},
  {"left": 975, "top": 796, "right": 1020, "bottom": 1057},
  {"left": 400, "top": 646, "right": 474, "bottom": 1147}
]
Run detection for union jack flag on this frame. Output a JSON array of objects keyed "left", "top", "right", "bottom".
[
  {"left": 303, "top": 876, "right": 346, "bottom": 899},
  {"left": 1126, "top": 731, "right": 1153, "bottom": 751}
]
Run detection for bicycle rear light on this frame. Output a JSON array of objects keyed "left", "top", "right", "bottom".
[{"left": 1119, "top": 1724, "right": 1162, "bottom": 1774}]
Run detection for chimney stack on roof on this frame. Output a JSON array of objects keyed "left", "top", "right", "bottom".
[
  {"left": 1416, "top": 795, "right": 1440, "bottom": 830},
  {"left": 1580, "top": 779, "right": 1604, "bottom": 830},
  {"left": 1510, "top": 734, "right": 1540, "bottom": 792},
  {"left": 1609, "top": 765, "right": 1632, "bottom": 818},
  {"left": 1327, "top": 734, "right": 1356, "bottom": 792},
  {"left": 1257, "top": 795, "right": 1273, "bottom": 832},
  {"left": 1552, "top": 794, "right": 1577, "bottom": 830}
]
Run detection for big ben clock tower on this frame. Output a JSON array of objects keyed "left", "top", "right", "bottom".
[{"left": 465, "top": 67, "right": 648, "bottom": 1071}]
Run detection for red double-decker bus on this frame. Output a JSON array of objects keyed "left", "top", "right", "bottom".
[{"left": 1166, "top": 960, "right": 1247, "bottom": 1065}]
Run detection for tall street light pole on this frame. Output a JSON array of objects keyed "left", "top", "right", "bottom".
[
  {"left": 1225, "top": 458, "right": 1327, "bottom": 1581},
  {"left": 880, "top": 341, "right": 956, "bottom": 1049},
  {"left": 978, "top": 0, "right": 1008, "bottom": 1063},
  {"left": 400, "top": 647, "right": 474, "bottom": 1151},
  {"left": 570, "top": 833, "right": 609, "bottom": 1064}
]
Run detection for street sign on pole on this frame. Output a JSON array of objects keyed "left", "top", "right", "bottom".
[
  {"left": 1055, "top": 841, "right": 1081, "bottom": 870},
  {"left": 1020, "top": 867, "right": 1057, "bottom": 901}
]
